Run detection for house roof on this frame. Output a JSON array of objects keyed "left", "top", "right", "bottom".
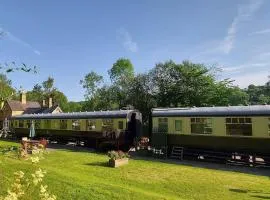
[
  {"left": 6, "top": 100, "right": 61, "bottom": 115},
  {"left": 152, "top": 105, "right": 270, "bottom": 117},
  {"left": 11, "top": 110, "right": 136, "bottom": 120},
  {"left": 22, "top": 104, "right": 61, "bottom": 114},
  {"left": 7, "top": 100, "right": 40, "bottom": 111}
]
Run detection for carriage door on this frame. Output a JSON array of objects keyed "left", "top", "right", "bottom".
[{"left": 129, "top": 113, "right": 137, "bottom": 139}]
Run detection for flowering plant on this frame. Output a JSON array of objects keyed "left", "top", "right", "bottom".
[
  {"left": 108, "top": 150, "right": 129, "bottom": 160},
  {"left": 0, "top": 143, "right": 56, "bottom": 200}
]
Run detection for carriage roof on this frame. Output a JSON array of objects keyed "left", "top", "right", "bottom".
[
  {"left": 152, "top": 105, "right": 270, "bottom": 117},
  {"left": 11, "top": 110, "right": 137, "bottom": 120}
]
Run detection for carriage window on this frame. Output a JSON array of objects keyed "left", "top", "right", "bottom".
[
  {"left": 87, "top": 120, "right": 96, "bottom": 130},
  {"left": 226, "top": 117, "right": 252, "bottom": 136},
  {"left": 19, "top": 120, "right": 24, "bottom": 128},
  {"left": 26, "top": 120, "right": 31, "bottom": 128},
  {"left": 158, "top": 118, "right": 168, "bottom": 133},
  {"left": 60, "top": 120, "right": 67, "bottom": 129},
  {"left": 191, "top": 118, "right": 212, "bottom": 134},
  {"left": 45, "top": 120, "right": 51, "bottom": 129},
  {"left": 268, "top": 118, "right": 270, "bottom": 136},
  {"left": 72, "top": 120, "right": 80, "bottom": 130},
  {"left": 175, "top": 120, "right": 182, "bottom": 132},
  {"left": 35, "top": 120, "right": 41, "bottom": 129},
  {"left": 118, "top": 121, "right": 124, "bottom": 130},
  {"left": 102, "top": 119, "right": 114, "bottom": 131}
]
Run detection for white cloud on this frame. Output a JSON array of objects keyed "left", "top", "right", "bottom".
[
  {"left": 118, "top": 28, "right": 138, "bottom": 53},
  {"left": 222, "top": 62, "right": 270, "bottom": 73},
  {"left": 219, "top": 0, "right": 264, "bottom": 54},
  {"left": 258, "top": 51, "right": 270, "bottom": 59},
  {"left": 0, "top": 27, "right": 41, "bottom": 55},
  {"left": 231, "top": 70, "right": 269, "bottom": 88},
  {"left": 249, "top": 28, "right": 270, "bottom": 35}
]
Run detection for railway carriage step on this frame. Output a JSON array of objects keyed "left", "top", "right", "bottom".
[{"left": 170, "top": 146, "right": 184, "bottom": 160}]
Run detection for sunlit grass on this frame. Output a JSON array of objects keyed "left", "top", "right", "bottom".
[{"left": 0, "top": 140, "right": 270, "bottom": 200}]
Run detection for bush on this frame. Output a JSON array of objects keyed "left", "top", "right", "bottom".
[{"left": 107, "top": 150, "right": 129, "bottom": 160}]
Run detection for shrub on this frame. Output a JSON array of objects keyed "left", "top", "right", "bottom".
[{"left": 107, "top": 150, "right": 129, "bottom": 160}]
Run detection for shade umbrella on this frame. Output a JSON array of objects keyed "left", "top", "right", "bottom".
[{"left": 29, "top": 120, "right": 35, "bottom": 139}]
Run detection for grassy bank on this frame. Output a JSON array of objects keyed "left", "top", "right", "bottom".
[{"left": 0, "top": 140, "right": 269, "bottom": 200}]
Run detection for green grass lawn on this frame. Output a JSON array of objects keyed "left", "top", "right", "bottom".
[{"left": 0, "top": 140, "right": 270, "bottom": 200}]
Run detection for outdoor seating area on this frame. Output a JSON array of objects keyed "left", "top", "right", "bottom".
[{"left": 21, "top": 137, "right": 48, "bottom": 153}]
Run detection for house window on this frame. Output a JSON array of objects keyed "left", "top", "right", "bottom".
[
  {"left": 60, "top": 120, "right": 67, "bottom": 129},
  {"left": 19, "top": 120, "right": 24, "bottom": 128},
  {"left": 35, "top": 120, "right": 41, "bottom": 129},
  {"left": 72, "top": 120, "right": 80, "bottom": 130},
  {"left": 175, "top": 120, "right": 182, "bottom": 132},
  {"left": 118, "top": 121, "right": 124, "bottom": 130},
  {"left": 226, "top": 117, "right": 252, "bottom": 136},
  {"left": 191, "top": 118, "right": 212, "bottom": 134},
  {"left": 87, "top": 120, "right": 96, "bottom": 130},
  {"left": 158, "top": 118, "right": 168, "bottom": 133}
]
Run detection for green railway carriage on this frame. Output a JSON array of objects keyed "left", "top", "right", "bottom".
[
  {"left": 151, "top": 105, "right": 270, "bottom": 156},
  {"left": 10, "top": 110, "right": 142, "bottom": 149}
]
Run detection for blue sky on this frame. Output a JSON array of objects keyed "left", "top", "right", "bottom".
[{"left": 0, "top": 0, "right": 270, "bottom": 101}]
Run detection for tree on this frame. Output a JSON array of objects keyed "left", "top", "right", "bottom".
[
  {"left": 80, "top": 71, "right": 103, "bottom": 99},
  {"left": 107, "top": 58, "right": 135, "bottom": 108},
  {"left": 127, "top": 73, "right": 156, "bottom": 123},
  {"left": 108, "top": 58, "right": 134, "bottom": 83},
  {"left": 0, "top": 74, "right": 15, "bottom": 108},
  {"left": 26, "top": 77, "right": 70, "bottom": 111},
  {"left": 27, "top": 84, "right": 43, "bottom": 102},
  {"left": 42, "top": 77, "right": 55, "bottom": 97}
]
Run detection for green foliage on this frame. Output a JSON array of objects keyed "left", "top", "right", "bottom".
[
  {"left": 42, "top": 77, "right": 55, "bottom": 97},
  {"left": 107, "top": 150, "right": 129, "bottom": 160},
  {"left": 245, "top": 84, "right": 270, "bottom": 104},
  {"left": 80, "top": 71, "right": 103, "bottom": 99},
  {"left": 0, "top": 74, "right": 16, "bottom": 105},
  {"left": 26, "top": 77, "right": 69, "bottom": 111},
  {"left": 0, "top": 62, "right": 38, "bottom": 74},
  {"left": 108, "top": 58, "right": 134, "bottom": 83}
]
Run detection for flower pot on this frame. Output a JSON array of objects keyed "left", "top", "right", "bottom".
[{"left": 108, "top": 158, "right": 129, "bottom": 167}]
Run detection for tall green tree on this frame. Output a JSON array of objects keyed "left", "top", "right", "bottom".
[
  {"left": 80, "top": 71, "right": 103, "bottom": 99},
  {"left": 127, "top": 73, "right": 156, "bottom": 123},
  {"left": 0, "top": 74, "right": 15, "bottom": 108},
  {"left": 108, "top": 58, "right": 134, "bottom": 83},
  {"left": 108, "top": 58, "right": 135, "bottom": 108}
]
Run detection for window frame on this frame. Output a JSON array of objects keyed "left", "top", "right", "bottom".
[
  {"left": 35, "top": 120, "right": 41, "bottom": 129},
  {"left": 268, "top": 118, "right": 270, "bottom": 136},
  {"left": 158, "top": 117, "right": 168, "bottom": 133},
  {"left": 225, "top": 117, "right": 252, "bottom": 136},
  {"left": 87, "top": 119, "right": 96, "bottom": 131},
  {"left": 174, "top": 120, "right": 182, "bottom": 132},
  {"left": 60, "top": 120, "right": 67, "bottom": 130},
  {"left": 19, "top": 120, "right": 24, "bottom": 128},
  {"left": 72, "top": 119, "right": 81, "bottom": 131},
  {"left": 118, "top": 121, "right": 124, "bottom": 130},
  {"left": 190, "top": 117, "right": 212, "bottom": 135}
]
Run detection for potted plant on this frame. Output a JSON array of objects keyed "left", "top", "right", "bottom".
[{"left": 108, "top": 150, "right": 129, "bottom": 167}]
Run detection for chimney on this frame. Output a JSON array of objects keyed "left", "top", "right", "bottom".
[
  {"left": 48, "top": 97, "right": 53, "bottom": 108},
  {"left": 42, "top": 100, "right": 46, "bottom": 107},
  {"left": 20, "top": 92, "right": 26, "bottom": 104}
]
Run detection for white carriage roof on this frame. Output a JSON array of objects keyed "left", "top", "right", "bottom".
[
  {"left": 11, "top": 110, "right": 136, "bottom": 120},
  {"left": 152, "top": 105, "right": 270, "bottom": 117}
]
